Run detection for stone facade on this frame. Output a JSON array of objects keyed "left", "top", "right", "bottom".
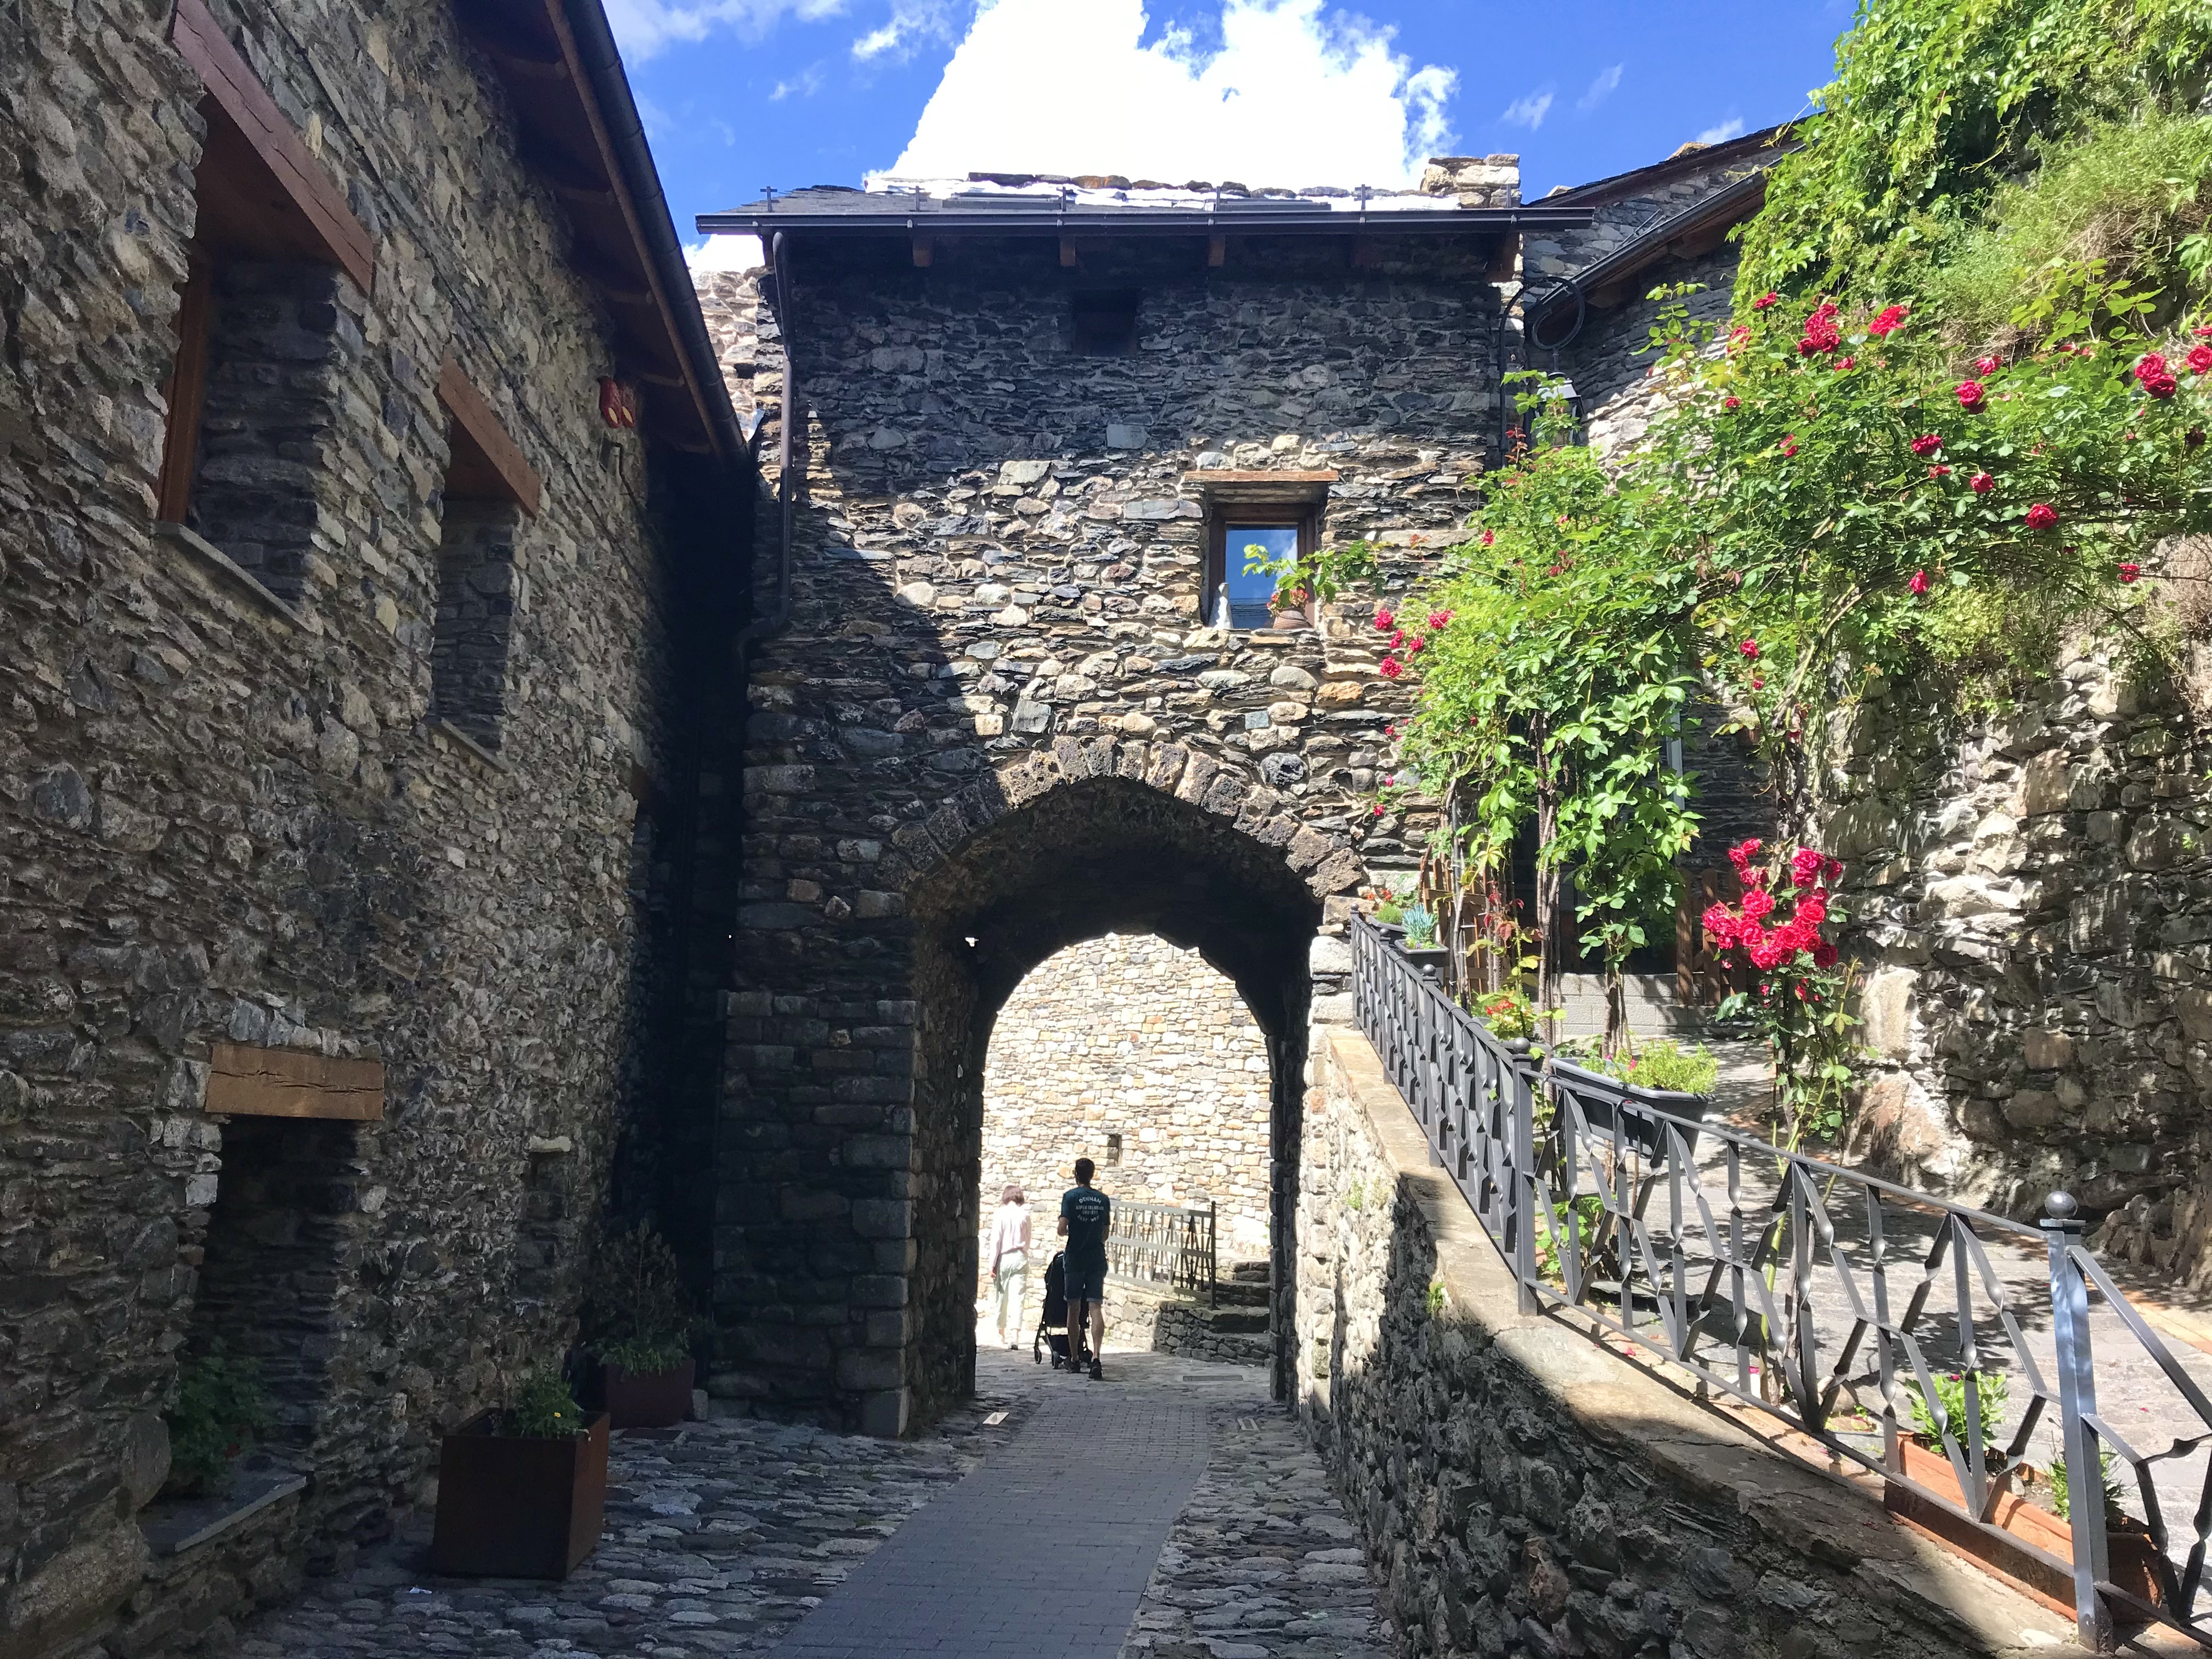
[
  {"left": 980, "top": 932, "right": 1272, "bottom": 1257},
  {"left": 0, "top": 3, "right": 742, "bottom": 1654},
  {"left": 691, "top": 180, "right": 1531, "bottom": 1427},
  {"left": 1295, "top": 1028, "right": 2081, "bottom": 1658},
  {"left": 1821, "top": 634, "right": 2212, "bottom": 1280}
]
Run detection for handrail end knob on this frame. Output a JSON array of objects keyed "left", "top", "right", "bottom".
[{"left": 2044, "top": 1189, "right": 2079, "bottom": 1222}]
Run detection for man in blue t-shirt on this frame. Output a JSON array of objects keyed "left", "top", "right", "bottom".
[{"left": 1058, "top": 1157, "right": 1110, "bottom": 1380}]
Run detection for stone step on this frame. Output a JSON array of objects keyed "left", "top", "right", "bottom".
[
  {"left": 1203, "top": 1306, "right": 1269, "bottom": 1335},
  {"left": 1212, "top": 1280, "right": 1269, "bottom": 1308},
  {"left": 1228, "top": 1259, "right": 1270, "bottom": 1284}
]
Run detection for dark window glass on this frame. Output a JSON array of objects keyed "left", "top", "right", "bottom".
[{"left": 1071, "top": 290, "right": 1139, "bottom": 356}]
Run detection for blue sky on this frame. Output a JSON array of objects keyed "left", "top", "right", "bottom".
[{"left": 613, "top": 0, "right": 1857, "bottom": 242}]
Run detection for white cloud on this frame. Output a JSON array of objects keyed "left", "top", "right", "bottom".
[
  {"left": 881, "top": 0, "right": 1458, "bottom": 190},
  {"left": 1576, "top": 63, "right": 1621, "bottom": 112},
  {"left": 686, "top": 233, "right": 767, "bottom": 270},
  {"left": 606, "top": 0, "right": 847, "bottom": 61},
  {"left": 1694, "top": 116, "right": 1745, "bottom": 145},
  {"left": 771, "top": 63, "right": 826, "bottom": 98},
  {"left": 1500, "top": 88, "right": 1553, "bottom": 130},
  {"left": 853, "top": 0, "right": 952, "bottom": 60}
]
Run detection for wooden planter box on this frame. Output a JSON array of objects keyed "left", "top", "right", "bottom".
[
  {"left": 1883, "top": 1438, "right": 2166, "bottom": 1617},
  {"left": 431, "top": 1410, "right": 608, "bottom": 1579},
  {"left": 603, "top": 1358, "right": 694, "bottom": 1430}
]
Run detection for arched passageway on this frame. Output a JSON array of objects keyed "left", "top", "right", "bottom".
[{"left": 712, "top": 757, "right": 1331, "bottom": 1432}]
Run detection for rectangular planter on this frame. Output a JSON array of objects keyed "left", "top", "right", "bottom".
[
  {"left": 1549, "top": 1059, "right": 1712, "bottom": 1159},
  {"left": 603, "top": 1358, "right": 694, "bottom": 1430},
  {"left": 431, "top": 1410, "right": 608, "bottom": 1579},
  {"left": 1883, "top": 1438, "right": 2166, "bottom": 1618}
]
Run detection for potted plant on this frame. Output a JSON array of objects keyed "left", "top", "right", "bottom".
[
  {"left": 1268, "top": 582, "right": 1314, "bottom": 629},
  {"left": 432, "top": 1367, "right": 607, "bottom": 1579},
  {"left": 1397, "top": 902, "right": 1451, "bottom": 978},
  {"left": 582, "top": 1221, "right": 698, "bottom": 1430},
  {"left": 1243, "top": 537, "right": 1378, "bottom": 628},
  {"left": 1549, "top": 1038, "right": 1718, "bottom": 1158},
  {"left": 1882, "top": 1376, "right": 2167, "bottom": 1615}
]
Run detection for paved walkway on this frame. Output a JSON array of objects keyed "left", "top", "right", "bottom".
[{"left": 236, "top": 1343, "right": 1386, "bottom": 1659}]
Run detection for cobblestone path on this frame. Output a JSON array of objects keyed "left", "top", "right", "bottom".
[{"left": 236, "top": 1345, "right": 1386, "bottom": 1659}]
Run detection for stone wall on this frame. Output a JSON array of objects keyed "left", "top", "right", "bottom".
[
  {"left": 0, "top": 2, "right": 729, "bottom": 1651},
  {"left": 980, "top": 932, "right": 1271, "bottom": 1257},
  {"left": 1820, "top": 634, "right": 2212, "bottom": 1282},
  {"left": 1294, "top": 1026, "right": 2081, "bottom": 1658},
  {"left": 692, "top": 192, "right": 1514, "bottom": 1427}
]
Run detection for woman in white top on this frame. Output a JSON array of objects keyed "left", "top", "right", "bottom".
[{"left": 987, "top": 1186, "right": 1031, "bottom": 1348}]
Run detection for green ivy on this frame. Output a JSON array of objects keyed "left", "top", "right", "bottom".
[{"left": 1739, "top": 0, "right": 2212, "bottom": 304}]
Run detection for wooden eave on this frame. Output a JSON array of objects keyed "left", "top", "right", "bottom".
[{"left": 453, "top": 0, "right": 723, "bottom": 455}]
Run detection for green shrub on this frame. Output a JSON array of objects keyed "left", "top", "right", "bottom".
[
  {"left": 582, "top": 1221, "right": 696, "bottom": 1376},
  {"left": 1610, "top": 1040, "right": 1719, "bottom": 1097},
  {"left": 162, "top": 1344, "right": 275, "bottom": 1498},
  {"left": 1906, "top": 1368, "right": 2008, "bottom": 1447},
  {"left": 2050, "top": 1442, "right": 2128, "bottom": 1523},
  {"left": 1374, "top": 902, "right": 1404, "bottom": 925},
  {"left": 508, "top": 1367, "right": 590, "bottom": 1439}
]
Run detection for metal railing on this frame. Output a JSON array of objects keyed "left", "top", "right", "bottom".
[
  {"left": 1105, "top": 1197, "right": 1217, "bottom": 1306},
  {"left": 1350, "top": 912, "right": 2212, "bottom": 1651}
]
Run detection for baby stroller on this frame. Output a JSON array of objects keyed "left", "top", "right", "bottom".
[{"left": 1032, "top": 1250, "right": 1092, "bottom": 1369}]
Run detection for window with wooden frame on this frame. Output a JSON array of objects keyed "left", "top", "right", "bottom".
[
  {"left": 1205, "top": 501, "right": 1318, "bottom": 631},
  {"left": 155, "top": 0, "right": 374, "bottom": 536}
]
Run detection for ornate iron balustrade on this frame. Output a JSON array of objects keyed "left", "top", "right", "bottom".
[
  {"left": 1350, "top": 912, "right": 2212, "bottom": 1651},
  {"left": 1105, "top": 1197, "right": 1217, "bottom": 1305}
]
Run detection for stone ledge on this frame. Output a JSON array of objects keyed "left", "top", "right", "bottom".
[
  {"left": 154, "top": 521, "right": 310, "bottom": 631},
  {"left": 138, "top": 1465, "right": 306, "bottom": 1560},
  {"left": 1311, "top": 1024, "right": 2087, "bottom": 1657},
  {"left": 428, "top": 717, "right": 512, "bottom": 775}
]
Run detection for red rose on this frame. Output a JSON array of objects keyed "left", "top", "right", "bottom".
[
  {"left": 1956, "top": 380, "right": 1986, "bottom": 410},
  {"left": 1928, "top": 465, "right": 1951, "bottom": 477},
  {"left": 2119, "top": 562, "right": 2142, "bottom": 584},
  {"left": 2025, "top": 503, "right": 2057, "bottom": 529},
  {"left": 1790, "top": 848, "right": 1824, "bottom": 886},
  {"left": 1406, "top": 635, "right": 1425, "bottom": 656},
  {"left": 1867, "top": 304, "right": 1908, "bottom": 337},
  {"left": 1795, "top": 894, "right": 1827, "bottom": 926},
  {"left": 1374, "top": 608, "right": 1395, "bottom": 630},
  {"left": 1780, "top": 435, "right": 1798, "bottom": 457},
  {"left": 1750, "top": 674, "right": 1765, "bottom": 690},
  {"left": 1723, "top": 396, "right": 1741, "bottom": 410},
  {"left": 1741, "top": 888, "right": 1775, "bottom": 921},
  {"left": 1728, "top": 838, "right": 1762, "bottom": 871},
  {"left": 1908, "top": 568, "right": 1929, "bottom": 596},
  {"left": 1378, "top": 657, "right": 1403, "bottom": 679},
  {"left": 1797, "top": 301, "right": 1842, "bottom": 355},
  {"left": 1753, "top": 292, "right": 1779, "bottom": 311},
  {"left": 1974, "top": 354, "right": 2001, "bottom": 375},
  {"left": 1836, "top": 356, "right": 1855, "bottom": 371},
  {"left": 1739, "top": 638, "right": 1759, "bottom": 659},
  {"left": 1970, "top": 471, "right": 1995, "bottom": 494},
  {"left": 1812, "top": 940, "right": 1839, "bottom": 968},
  {"left": 1427, "top": 610, "right": 1453, "bottom": 630},
  {"left": 2189, "top": 345, "right": 2212, "bottom": 375},
  {"left": 1480, "top": 530, "right": 1494, "bottom": 546},
  {"left": 1908, "top": 433, "right": 1943, "bottom": 456},
  {"left": 1390, "top": 631, "right": 1406, "bottom": 648}
]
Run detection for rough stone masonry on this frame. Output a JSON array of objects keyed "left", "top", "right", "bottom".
[
  {"left": 686, "top": 164, "right": 1576, "bottom": 1433},
  {"left": 0, "top": 0, "right": 749, "bottom": 1654}
]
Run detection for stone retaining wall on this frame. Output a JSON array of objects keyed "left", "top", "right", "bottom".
[
  {"left": 981, "top": 932, "right": 1272, "bottom": 1258},
  {"left": 1294, "top": 1024, "right": 2083, "bottom": 1658}
]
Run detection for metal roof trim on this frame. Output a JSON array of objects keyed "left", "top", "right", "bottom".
[{"left": 695, "top": 205, "right": 1596, "bottom": 236}]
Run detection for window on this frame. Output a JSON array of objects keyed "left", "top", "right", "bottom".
[
  {"left": 1205, "top": 504, "right": 1317, "bottom": 630},
  {"left": 1070, "top": 289, "right": 1139, "bottom": 357},
  {"left": 431, "top": 358, "right": 540, "bottom": 754},
  {"left": 1105, "top": 1132, "right": 1122, "bottom": 1167}
]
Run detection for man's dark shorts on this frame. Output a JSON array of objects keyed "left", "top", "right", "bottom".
[{"left": 1063, "top": 1259, "right": 1107, "bottom": 1305}]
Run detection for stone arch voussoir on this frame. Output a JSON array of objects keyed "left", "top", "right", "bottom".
[{"left": 889, "top": 737, "right": 1365, "bottom": 905}]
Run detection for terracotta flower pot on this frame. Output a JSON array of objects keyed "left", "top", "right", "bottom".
[
  {"left": 1884, "top": 1437, "right": 2166, "bottom": 1616},
  {"left": 431, "top": 1410, "right": 608, "bottom": 1579},
  {"left": 603, "top": 1357, "right": 695, "bottom": 1430}
]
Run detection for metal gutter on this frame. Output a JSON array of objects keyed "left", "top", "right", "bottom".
[
  {"left": 696, "top": 205, "right": 1595, "bottom": 237},
  {"left": 558, "top": 0, "right": 746, "bottom": 463},
  {"left": 1526, "top": 170, "right": 1768, "bottom": 329}
]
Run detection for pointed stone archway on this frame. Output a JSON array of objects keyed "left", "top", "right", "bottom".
[{"left": 712, "top": 735, "right": 1352, "bottom": 1432}]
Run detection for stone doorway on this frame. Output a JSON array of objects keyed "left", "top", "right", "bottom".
[
  {"left": 713, "top": 760, "right": 1335, "bottom": 1433},
  {"left": 978, "top": 930, "right": 1277, "bottom": 1364}
]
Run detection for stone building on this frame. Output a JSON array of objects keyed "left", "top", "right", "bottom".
[
  {"left": 690, "top": 168, "right": 1596, "bottom": 1432},
  {"left": 979, "top": 933, "right": 1273, "bottom": 1259},
  {"left": 0, "top": 0, "right": 751, "bottom": 1652}
]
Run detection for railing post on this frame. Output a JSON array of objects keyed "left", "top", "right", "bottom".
[
  {"left": 1511, "top": 1057, "right": 1539, "bottom": 1313},
  {"left": 2042, "top": 1190, "right": 2114, "bottom": 1652},
  {"left": 1210, "top": 1199, "right": 1218, "bottom": 1309}
]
